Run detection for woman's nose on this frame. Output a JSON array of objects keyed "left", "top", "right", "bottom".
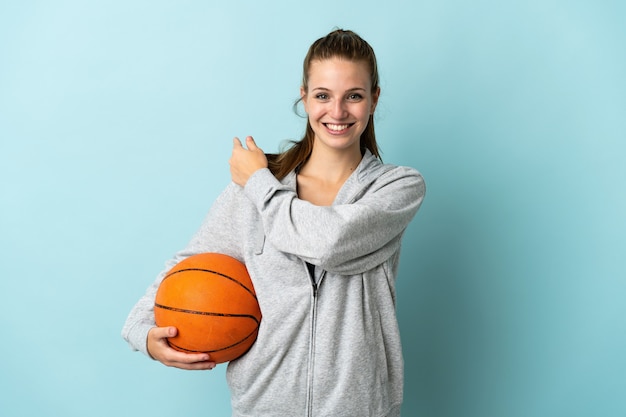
[{"left": 330, "top": 99, "right": 348, "bottom": 119}]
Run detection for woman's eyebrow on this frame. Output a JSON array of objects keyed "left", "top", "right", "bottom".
[{"left": 311, "top": 87, "right": 367, "bottom": 92}]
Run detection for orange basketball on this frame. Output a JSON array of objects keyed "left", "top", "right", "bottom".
[{"left": 154, "top": 253, "right": 261, "bottom": 363}]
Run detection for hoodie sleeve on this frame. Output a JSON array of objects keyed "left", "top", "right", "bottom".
[
  {"left": 243, "top": 165, "right": 425, "bottom": 275},
  {"left": 121, "top": 183, "right": 245, "bottom": 355}
]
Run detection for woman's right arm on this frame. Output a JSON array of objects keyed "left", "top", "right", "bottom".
[{"left": 121, "top": 183, "right": 245, "bottom": 367}]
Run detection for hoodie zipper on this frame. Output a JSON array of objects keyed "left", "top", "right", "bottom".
[{"left": 305, "top": 262, "right": 324, "bottom": 417}]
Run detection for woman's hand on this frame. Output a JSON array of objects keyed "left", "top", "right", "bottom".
[
  {"left": 147, "top": 326, "right": 216, "bottom": 370},
  {"left": 229, "top": 136, "right": 268, "bottom": 187}
]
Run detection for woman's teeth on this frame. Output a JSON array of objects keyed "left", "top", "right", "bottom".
[{"left": 326, "top": 124, "right": 350, "bottom": 131}]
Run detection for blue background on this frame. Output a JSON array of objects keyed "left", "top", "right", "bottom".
[{"left": 1, "top": 1, "right": 625, "bottom": 416}]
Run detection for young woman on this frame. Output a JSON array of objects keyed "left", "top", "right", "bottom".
[{"left": 122, "top": 29, "right": 425, "bottom": 417}]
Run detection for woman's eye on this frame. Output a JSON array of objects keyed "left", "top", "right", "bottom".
[
  {"left": 315, "top": 93, "right": 329, "bottom": 100},
  {"left": 348, "top": 93, "right": 363, "bottom": 101}
]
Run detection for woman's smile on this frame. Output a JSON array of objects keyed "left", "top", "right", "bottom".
[{"left": 324, "top": 122, "right": 355, "bottom": 134}]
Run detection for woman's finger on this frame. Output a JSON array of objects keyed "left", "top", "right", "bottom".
[{"left": 245, "top": 136, "right": 257, "bottom": 150}]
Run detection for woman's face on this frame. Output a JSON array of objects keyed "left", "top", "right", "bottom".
[{"left": 301, "top": 58, "right": 379, "bottom": 154}]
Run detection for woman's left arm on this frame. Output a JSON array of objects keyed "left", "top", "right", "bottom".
[{"left": 244, "top": 166, "right": 425, "bottom": 275}]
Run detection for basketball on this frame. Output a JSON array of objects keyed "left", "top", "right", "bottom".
[{"left": 154, "top": 252, "right": 261, "bottom": 363}]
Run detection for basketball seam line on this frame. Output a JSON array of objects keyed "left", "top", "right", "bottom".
[
  {"left": 154, "top": 303, "right": 260, "bottom": 324},
  {"left": 168, "top": 327, "right": 259, "bottom": 354},
  {"left": 163, "top": 268, "right": 258, "bottom": 301}
]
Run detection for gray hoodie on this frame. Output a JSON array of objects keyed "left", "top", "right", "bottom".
[{"left": 122, "top": 150, "right": 425, "bottom": 417}]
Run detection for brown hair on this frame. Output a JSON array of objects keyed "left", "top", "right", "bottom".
[{"left": 267, "top": 29, "right": 381, "bottom": 180}]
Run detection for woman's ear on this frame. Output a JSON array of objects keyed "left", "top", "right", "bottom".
[
  {"left": 300, "top": 86, "right": 308, "bottom": 112},
  {"left": 371, "top": 86, "right": 380, "bottom": 114}
]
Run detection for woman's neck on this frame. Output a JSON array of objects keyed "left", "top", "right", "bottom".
[
  {"left": 299, "top": 144, "right": 362, "bottom": 185},
  {"left": 296, "top": 144, "right": 362, "bottom": 206}
]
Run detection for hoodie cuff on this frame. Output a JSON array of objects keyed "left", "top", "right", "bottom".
[
  {"left": 243, "top": 168, "right": 283, "bottom": 209},
  {"left": 126, "top": 322, "right": 156, "bottom": 358}
]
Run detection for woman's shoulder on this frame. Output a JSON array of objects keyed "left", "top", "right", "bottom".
[
  {"left": 359, "top": 152, "right": 424, "bottom": 186},
  {"left": 211, "top": 181, "right": 254, "bottom": 211}
]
